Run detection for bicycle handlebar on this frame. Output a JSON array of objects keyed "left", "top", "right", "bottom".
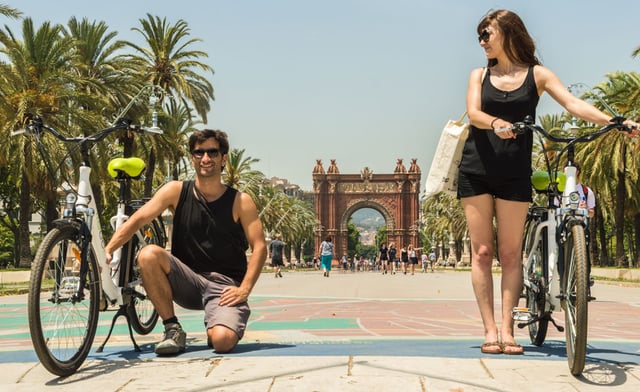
[
  {"left": 11, "top": 116, "right": 163, "bottom": 143},
  {"left": 508, "top": 115, "right": 633, "bottom": 143}
]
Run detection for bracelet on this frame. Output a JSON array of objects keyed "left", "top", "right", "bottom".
[{"left": 490, "top": 117, "right": 499, "bottom": 130}]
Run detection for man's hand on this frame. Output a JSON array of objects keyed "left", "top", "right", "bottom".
[
  {"left": 219, "top": 285, "right": 249, "bottom": 307},
  {"left": 105, "top": 251, "right": 113, "bottom": 265}
]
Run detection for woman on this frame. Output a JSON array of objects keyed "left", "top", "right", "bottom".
[
  {"left": 399, "top": 245, "right": 408, "bottom": 275},
  {"left": 388, "top": 243, "right": 397, "bottom": 274},
  {"left": 379, "top": 243, "right": 389, "bottom": 274},
  {"left": 407, "top": 245, "right": 419, "bottom": 275},
  {"left": 461, "top": 9, "right": 638, "bottom": 355},
  {"left": 318, "top": 236, "right": 334, "bottom": 277}
]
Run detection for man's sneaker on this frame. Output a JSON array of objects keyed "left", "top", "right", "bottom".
[{"left": 154, "top": 323, "right": 186, "bottom": 355}]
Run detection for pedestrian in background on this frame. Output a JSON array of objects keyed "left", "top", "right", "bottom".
[{"left": 318, "top": 236, "right": 334, "bottom": 277}]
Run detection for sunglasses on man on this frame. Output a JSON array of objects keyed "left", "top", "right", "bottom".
[{"left": 191, "top": 148, "right": 220, "bottom": 159}]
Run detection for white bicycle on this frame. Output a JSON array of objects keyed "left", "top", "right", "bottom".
[
  {"left": 18, "top": 116, "right": 166, "bottom": 376},
  {"left": 509, "top": 115, "right": 634, "bottom": 376}
]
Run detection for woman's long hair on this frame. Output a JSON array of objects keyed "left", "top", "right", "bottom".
[{"left": 478, "top": 9, "right": 541, "bottom": 68}]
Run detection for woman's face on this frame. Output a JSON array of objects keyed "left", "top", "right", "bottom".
[{"left": 478, "top": 23, "right": 502, "bottom": 59}]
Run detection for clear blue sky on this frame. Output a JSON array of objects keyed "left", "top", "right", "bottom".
[{"left": 4, "top": 1, "right": 640, "bottom": 190}]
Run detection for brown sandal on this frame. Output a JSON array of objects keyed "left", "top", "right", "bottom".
[
  {"left": 480, "top": 341, "right": 502, "bottom": 354},
  {"left": 501, "top": 341, "right": 524, "bottom": 355}
]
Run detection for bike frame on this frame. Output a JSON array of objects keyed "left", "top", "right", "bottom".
[
  {"left": 75, "top": 164, "right": 128, "bottom": 305},
  {"left": 523, "top": 165, "right": 589, "bottom": 312}
]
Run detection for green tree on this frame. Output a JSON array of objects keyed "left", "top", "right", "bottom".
[
  {"left": 347, "top": 221, "right": 360, "bottom": 259},
  {"left": 0, "top": 18, "right": 81, "bottom": 267},
  {"left": 119, "top": 14, "right": 215, "bottom": 197}
]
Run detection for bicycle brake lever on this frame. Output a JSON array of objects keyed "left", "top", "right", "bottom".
[{"left": 10, "top": 129, "right": 27, "bottom": 137}]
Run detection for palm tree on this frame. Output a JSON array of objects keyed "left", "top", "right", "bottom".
[
  {"left": 63, "top": 16, "right": 138, "bottom": 229},
  {"left": 578, "top": 73, "right": 640, "bottom": 266},
  {"left": 223, "top": 148, "right": 264, "bottom": 190},
  {"left": 0, "top": 4, "right": 21, "bottom": 19},
  {"left": 0, "top": 18, "right": 82, "bottom": 266},
  {"left": 118, "top": 14, "right": 215, "bottom": 197}
]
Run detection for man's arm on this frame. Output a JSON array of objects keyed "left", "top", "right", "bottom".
[
  {"left": 104, "top": 181, "right": 181, "bottom": 262},
  {"left": 219, "top": 191, "right": 267, "bottom": 306}
]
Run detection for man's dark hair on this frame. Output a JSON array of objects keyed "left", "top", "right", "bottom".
[{"left": 188, "top": 129, "right": 230, "bottom": 155}]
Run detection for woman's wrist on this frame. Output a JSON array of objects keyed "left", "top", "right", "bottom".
[{"left": 490, "top": 117, "right": 499, "bottom": 130}]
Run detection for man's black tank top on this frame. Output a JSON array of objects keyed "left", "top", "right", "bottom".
[
  {"left": 171, "top": 181, "right": 248, "bottom": 282},
  {"left": 459, "top": 66, "right": 539, "bottom": 178}
]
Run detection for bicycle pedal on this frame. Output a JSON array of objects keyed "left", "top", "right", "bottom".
[{"left": 511, "top": 307, "right": 532, "bottom": 322}]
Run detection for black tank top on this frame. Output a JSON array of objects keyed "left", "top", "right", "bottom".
[
  {"left": 171, "top": 181, "right": 248, "bottom": 282},
  {"left": 459, "top": 66, "right": 539, "bottom": 177}
]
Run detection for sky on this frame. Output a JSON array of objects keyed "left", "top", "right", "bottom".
[{"left": 3, "top": 1, "right": 640, "bottom": 190}]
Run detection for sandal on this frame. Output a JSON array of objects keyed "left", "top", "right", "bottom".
[
  {"left": 480, "top": 341, "right": 502, "bottom": 354},
  {"left": 501, "top": 341, "right": 524, "bottom": 355}
]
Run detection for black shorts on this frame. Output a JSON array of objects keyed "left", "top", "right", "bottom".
[
  {"left": 457, "top": 171, "right": 532, "bottom": 202},
  {"left": 271, "top": 257, "right": 284, "bottom": 267}
]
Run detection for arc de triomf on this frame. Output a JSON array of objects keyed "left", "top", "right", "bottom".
[{"left": 312, "top": 158, "right": 421, "bottom": 260}]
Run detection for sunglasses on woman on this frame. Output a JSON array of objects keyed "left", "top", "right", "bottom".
[{"left": 478, "top": 28, "right": 493, "bottom": 43}]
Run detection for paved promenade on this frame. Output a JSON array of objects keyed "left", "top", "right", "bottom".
[{"left": 1, "top": 268, "right": 639, "bottom": 391}]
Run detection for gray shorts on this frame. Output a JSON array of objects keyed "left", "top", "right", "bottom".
[{"left": 166, "top": 254, "right": 250, "bottom": 339}]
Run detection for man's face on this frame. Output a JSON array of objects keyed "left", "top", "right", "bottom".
[{"left": 191, "top": 138, "right": 226, "bottom": 178}]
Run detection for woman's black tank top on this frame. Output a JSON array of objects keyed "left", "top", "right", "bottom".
[
  {"left": 171, "top": 181, "right": 248, "bottom": 282},
  {"left": 459, "top": 66, "right": 539, "bottom": 178}
]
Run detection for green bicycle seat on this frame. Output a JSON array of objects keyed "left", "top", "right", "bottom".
[
  {"left": 531, "top": 170, "right": 566, "bottom": 192},
  {"left": 107, "top": 157, "right": 146, "bottom": 178}
]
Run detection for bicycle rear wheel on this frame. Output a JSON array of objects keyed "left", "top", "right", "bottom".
[
  {"left": 125, "top": 217, "right": 165, "bottom": 334},
  {"left": 522, "top": 213, "right": 549, "bottom": 346},
  {"left": 562, "top": 223, "right": 589, "bottom": 376},
  {"left": 28, "top": 226, "right": 100, "bottom": 377}
]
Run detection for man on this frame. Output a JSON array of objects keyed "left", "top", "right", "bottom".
[
  {"left": 105, "top": 129, "right": 267, "bottom": 356},
  {"left": 269, "top": 234, "right": 285, "bottom": 278},
  {"left": 575, "top": 162, "right": 595, "bottom": 218}
]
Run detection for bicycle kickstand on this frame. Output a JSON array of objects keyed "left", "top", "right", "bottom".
[{"left": 96, "top": 305, "right": 141, "bottom": 353}]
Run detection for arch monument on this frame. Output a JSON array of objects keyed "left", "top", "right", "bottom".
[{"left": 312, "top": 158, "right": 421, "bottom": 262}]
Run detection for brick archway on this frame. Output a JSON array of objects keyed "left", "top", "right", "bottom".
[{"left": 312, "top": 158, "right": 421, "bottom": 262}]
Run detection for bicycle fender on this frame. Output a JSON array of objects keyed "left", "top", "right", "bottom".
[{"left": 51, "top": 217, "right": 85, "bottom": 232}]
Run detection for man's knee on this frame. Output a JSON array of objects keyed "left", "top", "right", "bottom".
[
  {"left": 207, "top": 325, "right": 239, "bottom": 353},
  {"left": 138, "top": 245, "right": 169, "bottom": 272}
]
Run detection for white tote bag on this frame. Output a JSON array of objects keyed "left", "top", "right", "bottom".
[{"left": 424, "top": 112, "right": 469, "bottom": 197}]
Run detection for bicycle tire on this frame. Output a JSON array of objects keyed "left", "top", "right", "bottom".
[
  {"left": 522, "top": 215, "right": 549, "bottom": 346},
  {"left": 562, "top": 223, "right": 589, "bottom": 376},
  {"left": 27, "top": 226, "right": 100, "bottom": 377},
  {"left": 125, "top": 217, "right": 165, "bottom": 334}
]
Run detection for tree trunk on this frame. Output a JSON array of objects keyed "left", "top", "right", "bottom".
[
  {"left": 589, "top": 206, "right": 598, "bottom": 265},
  {"left": 634, "top": 213, "right": 640, "bottom": 268},
  {"left": 18, "top": 170, "right": 32, "bottom": 268},
  {"left": 614, "top": 166, "right": 626, "bottom": 267},
  {"left": 596, "top": 205, "right": 607, "bottom": 266}
]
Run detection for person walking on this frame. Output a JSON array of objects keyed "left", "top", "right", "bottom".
[
  {"left": 379, "top": 243, "right": 389, "bottom": 274},
  {"left": 105, "top": 129, "right": 267, "bottom": 355},
  {"left": 460, "top": 9, "right": 639, "bottom": 355},
  {"left": 388, "top": 243, "right": 397, "bottom": 274},
  {"left": 400, "top": 245, "right": 409, "bottom": 275},
  {"left": 407, "top": 245, "right": 418, "bottom": 275},
  {"left": 269, "top": 234, "right": 285, "bottom": 278},
  {"left": 318, "top": 236, "right": 334, "bottom": 277}
]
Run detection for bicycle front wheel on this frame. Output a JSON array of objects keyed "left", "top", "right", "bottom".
[
  {"left": 28, "top": 226, "right": 100, "bottom": 377},
  {"left": 522, "top": 214, "right": 548, "bottom": 346},
  {"left": 125, "top": 217, "right": 164, "bottom": 334},
  {"left": 562, "top": 223, "right": 589, "bottom": 376}
]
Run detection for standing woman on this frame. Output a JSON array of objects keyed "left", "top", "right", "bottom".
[
  {"left": 379, "top": 243, "right": 389, "bottom": 274},
  {"left": 407, "top": 244, "right": 418, "bottom": 275},
  {"left": 318, "top": 236, "right": 334, "bottom": 277},
  {"left": 460, "top": 9, "right": 639, "bottom": 355},
  {"left": 388, "top": 243, "right": 397, "bottom": 274},
  {"left": 399, "top": 245, "right": 409, "bottom": 275}
]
